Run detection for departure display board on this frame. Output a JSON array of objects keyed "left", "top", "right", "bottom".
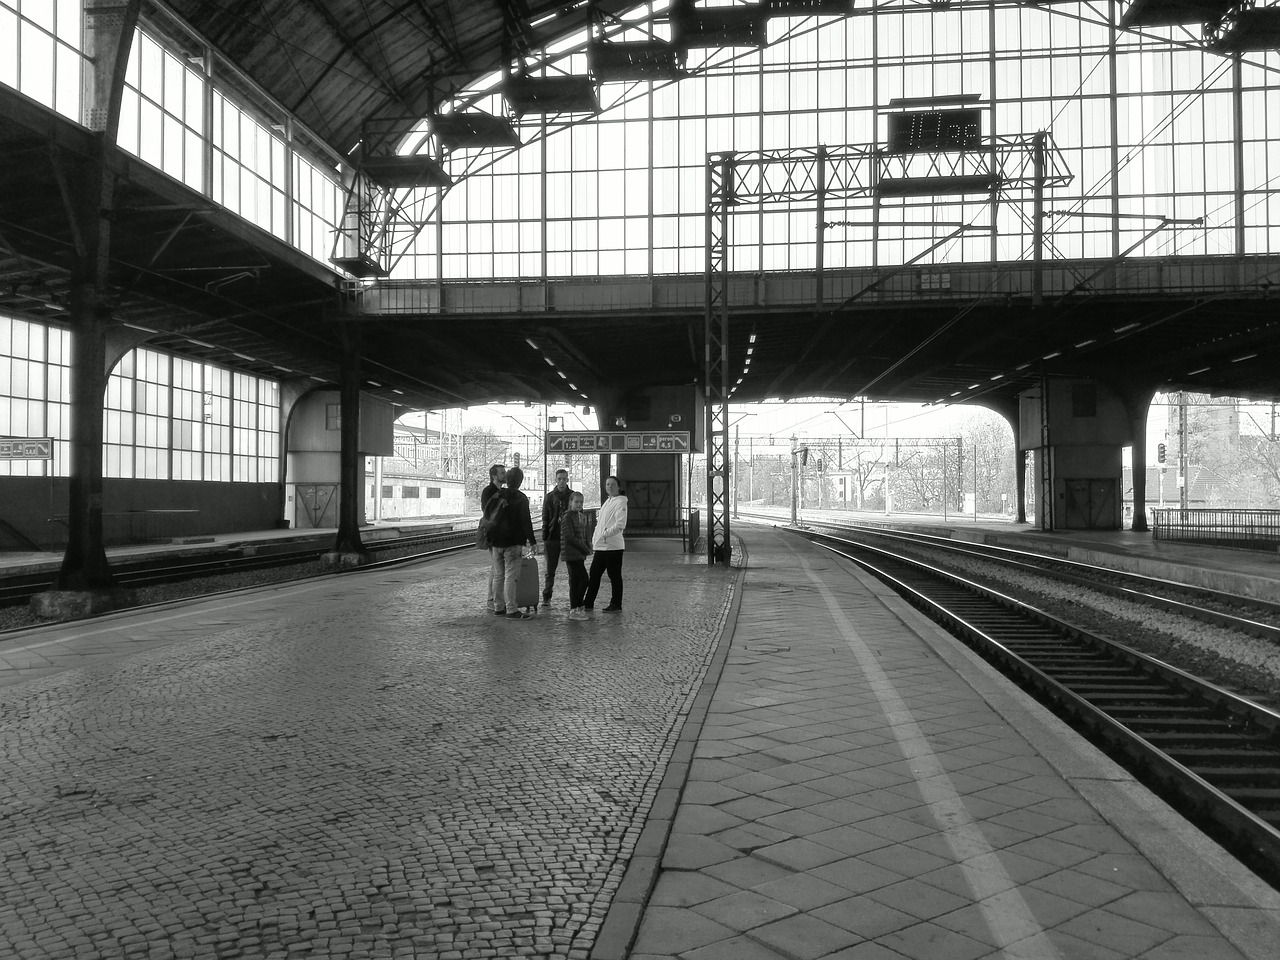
[
  {"left": 887, "top": 108, "right": 983, "bottom": 154},
  {"left": 545, "top": 431, "right": 690, "bottom": 453}
]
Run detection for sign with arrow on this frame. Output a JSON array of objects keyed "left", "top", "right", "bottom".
[
  {"left": 545, "top": 431, "right": 690, "bottom": 454},
  {"left": 0, "top": 437, "right": 53, "bottom": 460}
]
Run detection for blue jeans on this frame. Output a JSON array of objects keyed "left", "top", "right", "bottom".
[{"left": 490, "top": 545, "right": 524, "bottom": 613}]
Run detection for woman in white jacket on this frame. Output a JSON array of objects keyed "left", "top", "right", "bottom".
[{"left": 583, "top": 475, "right": 628, "bottom": 612}]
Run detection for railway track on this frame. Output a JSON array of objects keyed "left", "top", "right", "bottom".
[
  {"left": 797, "top": 526, "right": 1280, "bottom": 888},
  {"left": 740, "top": 509, "right": 1280, "bottom": 641},
  {"left": 0, "top": 528, "right": 475, "bottom": 609}
]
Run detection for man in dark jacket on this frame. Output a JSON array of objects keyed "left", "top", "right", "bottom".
[
  {"left": 481, "top": 463, "right": 506, "bottom": 611},
  {"left": 540, "top": 468, "right": 576, "bottom": 606},
  {"left": 489, "top": 466, "right": 537, "bottom": 620}
]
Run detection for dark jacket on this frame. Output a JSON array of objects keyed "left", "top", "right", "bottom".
[
  {"left": 480, "top": 481, "right": 501, "bottom": 513},
  {"left": 489, "top": 488, "right": 536, "bottom": 549},
  {"left": 560, "top": 510, "right": 592, "bottom": 562},
  {"left": 541, "top": 485, "right": 576, "bottom": 540}
]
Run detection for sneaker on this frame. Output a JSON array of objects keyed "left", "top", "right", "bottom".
[
  {"left": 583, "top": 604, "right": 594, "bottom": 611},
  {"left": 506, "top": 610, "right": 533, "bottom": 620},
  {"left": 492, "top": 608, "right": 507, "bottom": 615},
  {"left": 568, "top": 608, "right": 588, "bottom": 621},
  {"left": 542, "top": 594, "right": 553, "bottom": 606},
  {"left": 603, "top": 604, "right": 622, "bottom": 612}
]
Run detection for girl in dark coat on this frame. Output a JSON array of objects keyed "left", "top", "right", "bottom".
[{"left": 561, "top": 492, "right": 593, "bottom": 620}]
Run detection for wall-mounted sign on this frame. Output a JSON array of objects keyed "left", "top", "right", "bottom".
[
  {"left": 545, "top": 431, "right": 690, "bottom": 454},
  {"left": 0, "top": 437, "right": 52, "bottom": 460}
]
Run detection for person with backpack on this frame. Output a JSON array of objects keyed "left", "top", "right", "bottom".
[
  {"left": 488, "top": 466, "right": 537, "bottom": 620},
  {"left": 481, "top": 463, "right": 506, "bottom": 611},
  {"left": 540, "top": 468, "right": 576, "bottom": 607}
]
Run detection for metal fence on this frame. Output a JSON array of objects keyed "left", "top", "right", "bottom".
[{"left": 1150, "top": 508, "right": 1280, "bottom": 553}]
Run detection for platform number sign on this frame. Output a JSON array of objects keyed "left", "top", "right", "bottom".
[
  {"left": 0, "top": 437, "right": 53, "bottom": 460},
  {"left": 545, "top": 431, "right": 691, "bottom": 454}
]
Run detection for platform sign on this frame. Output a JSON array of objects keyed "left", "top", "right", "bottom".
[
  {"left": 0, "top": 437, "right": 52, "bottom": 460},
  {"left": 545, "top": 431, "right": 690, "bottom": 454}
]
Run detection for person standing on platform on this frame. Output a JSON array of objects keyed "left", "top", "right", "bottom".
[
  {"left": 583, "top": 475, "right": 628, "bottom": 613},
  {"left": 562, "top": 492, "right": 593, "bottom": 621},
  {"left": 481, "top": 463, "right": 506, "bottom": 612},
  {"left": 489, "top": 466, "right": 537, "bottom": 621},
  {"left": 540, "top": 467, "right": 576, "bottom": 607}
]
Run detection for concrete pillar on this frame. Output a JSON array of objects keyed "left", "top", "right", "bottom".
[
  {"left": 984, "top": 397, "right": 1027, "bottom": 525},
  {"left": 278, "top": 378, "right": 315, "bottom": 528},
  {"left": 1016, "top": 448, "right": 1028, "bottom": 524},
  {"left": 1116, "top": 384, "right": 1159, "bottom": 533},
  {"left": 1018, "top": 378, "right": 1130, "bottom": 531}
]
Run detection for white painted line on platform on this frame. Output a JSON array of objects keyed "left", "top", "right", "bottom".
[{"left": 796, "top": 551, "right": 1065, "bottom": 958}]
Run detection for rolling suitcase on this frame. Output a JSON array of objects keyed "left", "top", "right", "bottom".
[{"left": 516, "top": 554, "right": 541, "bottom": 612}]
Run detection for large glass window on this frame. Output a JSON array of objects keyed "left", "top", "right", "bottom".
[
  {"left": 395, "top": 8, "right": 1280, "bottom": 281},
  {"left": 0, "top": 314, "right": 70, "bottom": 477},
  {"left": 0, "top": 0, "right": 83, "bottom": 120},
  {"left": 118, "top": 30, "right": 204, "bottom": 191},
  {"left": 1, "top": 314, "right": 278, "bottom": 482},
  {"left": 1, "top": 11, "right": 345, "bottom": 269}
]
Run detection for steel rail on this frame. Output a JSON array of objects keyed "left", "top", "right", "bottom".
[
  {"left": 0, "top": 529, "right": 475, "bottom": 608},
  {"left": 743, "top": 510, "right": 1280, "bottom": 642},
  {"left": 801, "top": 528, "right": 1280, "bottom": 888}
]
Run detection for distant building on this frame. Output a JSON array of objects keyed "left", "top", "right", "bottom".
[{"left": 365, "top": 421, "right": 465, "bottom": 520}]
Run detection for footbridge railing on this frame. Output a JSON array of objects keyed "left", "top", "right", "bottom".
[{"left": 361, "top": 254, "right": 1280, "bottom": 316}]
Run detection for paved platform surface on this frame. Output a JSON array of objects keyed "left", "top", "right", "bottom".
[
  {"left": 624, "top": 527, "right": 1280, "bottom": 960},
  {"left": 1, "top": 527, "right": 1278, "bottom": 959}
]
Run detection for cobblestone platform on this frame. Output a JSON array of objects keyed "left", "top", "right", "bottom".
[
  {"left": 0, "top": 541, "right": 734, "bottom": 960},
  {"left": 5, "top": 527, "right": 1280, "bottom": 960}
]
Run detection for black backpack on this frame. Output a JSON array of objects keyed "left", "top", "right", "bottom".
[{"left": 477, "top": 492, "right": 510, "bottom": 548}]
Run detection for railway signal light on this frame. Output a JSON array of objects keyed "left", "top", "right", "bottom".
[{"left": 1157, "top": 442, "right": 1166, "bottom": 463}]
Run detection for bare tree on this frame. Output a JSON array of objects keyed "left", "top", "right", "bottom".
[{"left": 462, "top": 427, "right": 508, "bottom": 508}]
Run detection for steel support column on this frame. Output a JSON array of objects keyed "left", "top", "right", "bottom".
[
  {"left": 333, "top": 323, "right": 368, "bottom": 560},
  {"left": 704, "top": 153, "right": 733, "bottom": 565}
]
